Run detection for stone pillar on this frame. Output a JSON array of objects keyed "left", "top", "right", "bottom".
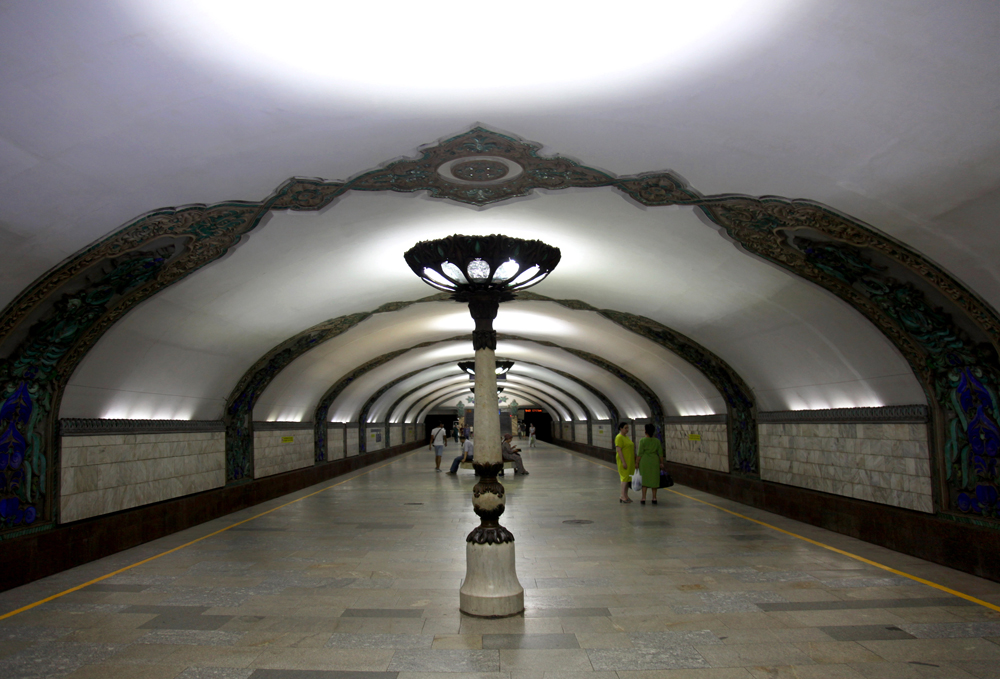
[{"left": 459, "top": 293, "right": 524, "bottom": 617}]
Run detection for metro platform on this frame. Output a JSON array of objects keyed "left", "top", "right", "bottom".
[{"left": 1, "top": 441, "right": 999, "bottom": 678}]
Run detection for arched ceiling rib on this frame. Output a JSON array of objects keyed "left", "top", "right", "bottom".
[
  {"left": 416, "top": 385, "right": 567, "bottom": 425},
  {"left": 408, "top": 381, "right": 578, "bottom": 425},
  {"left": 382, "top": 374, "right": 569, "bottom": 425},
  {"left": 359, "top": 359, "right": 602, "bottom": 424},
  {"left": 403, "top": 377, "right": 574, "bottom": 424}
]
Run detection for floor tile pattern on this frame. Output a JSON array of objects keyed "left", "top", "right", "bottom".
[{"left": 2, "top": 441, "right": 1000, "bottom": 678}]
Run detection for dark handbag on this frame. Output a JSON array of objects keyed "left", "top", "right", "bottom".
[{"left": 660, "top": 469, "right": 675, "bottom": 488}]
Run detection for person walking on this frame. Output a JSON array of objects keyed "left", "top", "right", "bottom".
[
  {"left": 615, "top": 422, "right": 635, "bottom": 503},
  {"left": 452, "top": 423, "right": 460, "bottom": 444},
  {"left": 429, "top": 423, "right": 447, "bottom": 471},
  {"left": 528, "top": 424, "right": 536, "bottom": 448},
  {"left": 501, "top": 433, "right": 529, "bottom": 475},
  {"left": 636, "top": 423, "right": 665, "bottom": 504},
  {"left": 447, "top": 432, "right": 473, "bottom": 474}
]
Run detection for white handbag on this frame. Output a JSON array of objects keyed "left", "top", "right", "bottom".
[{"left": 631, "top": 470, "right": 642, "bottom": 492}]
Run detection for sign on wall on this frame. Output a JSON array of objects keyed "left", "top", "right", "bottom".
[{"left": 281, "top": 436, "right": 294, "bottom": 443}]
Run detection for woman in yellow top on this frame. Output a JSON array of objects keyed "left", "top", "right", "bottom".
[{"left": 615, "top": 422, "right": 635, "bottom": 503}]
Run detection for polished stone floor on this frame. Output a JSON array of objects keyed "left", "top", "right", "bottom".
[{"left": 2, "top": 441, "right": 1000, "bottom": 679}]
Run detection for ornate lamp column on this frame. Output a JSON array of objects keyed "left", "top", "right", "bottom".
[{"left": 405, "top": 234, "right": 560, "bottom": 617}]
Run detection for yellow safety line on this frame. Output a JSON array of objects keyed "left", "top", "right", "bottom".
[
  {"left": 572, "top": 450, "right": 1000, "bottom": 613},
  {"left": 0, "top": 452, "right": 415, "bottom": 621}
]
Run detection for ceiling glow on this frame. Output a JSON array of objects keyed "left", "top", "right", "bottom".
[{"left": 131, "top": 0, "right": 799, "bottom": 104}]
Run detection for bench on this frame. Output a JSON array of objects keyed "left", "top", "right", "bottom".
[{"left": 459, "top": 461, "right": 514, "bottom": 470}]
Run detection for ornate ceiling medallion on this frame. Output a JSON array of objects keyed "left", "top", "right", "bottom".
[{"left": 437, "top": 156, "right": 523, "bottom": 185}]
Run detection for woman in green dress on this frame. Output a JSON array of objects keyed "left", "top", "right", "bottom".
[
  {"left": 615, "top": 422, "right": 635, "bottom": 503},
  {"left": 636, "top": 423, "right": 665, "bottom": 504}
]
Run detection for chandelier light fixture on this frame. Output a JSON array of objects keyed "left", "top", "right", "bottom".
[
  {"left": 458, "top": 359, "right": 514, "bottom": 376},
  {"left": 469, "top": 387, "right": 504, "bottom": 395},
  {"left": 405, "top": 233, "right": 560, "bottom": 617}
]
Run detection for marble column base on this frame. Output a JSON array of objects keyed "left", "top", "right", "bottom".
[{"left": 459, "top": 540, "right": 524, "bottom": 617}]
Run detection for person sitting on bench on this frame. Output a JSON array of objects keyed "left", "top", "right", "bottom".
[
  {"left": 502, "top": 433, "right": 529, "bottom": 475},
  {"left": 447, "top": 432, "right": 474, "bottom": 474}
]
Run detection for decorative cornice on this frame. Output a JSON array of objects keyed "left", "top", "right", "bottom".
[
  {"left": 758, "top": 406, "right": 929, "bottom": 424},
  {"left": 663, "top": 415, "right": 727, "bottom": 424},
  {"left": 251, "top": 421, "right": 314, "bottom": 431},
  {"left": 59, "top": 419, "right": 225, "bottom": 435}
]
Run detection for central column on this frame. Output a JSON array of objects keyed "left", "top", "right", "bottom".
[{"left": 459, "top": 293, "right": 524, "bottom": 617}]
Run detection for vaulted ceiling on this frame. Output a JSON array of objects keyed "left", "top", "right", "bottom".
[{"left": 2, "top": 0, "right": 998, "bottom": 428}]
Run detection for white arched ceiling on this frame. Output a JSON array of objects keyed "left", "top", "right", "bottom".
[
  {"left": 501, "top": 377, "right": 588, "bottom": 421},
  {"left": 62, "top": 189, "right": 923, "bottom": 420},
  {"left": 4, "top": 1, "right": 998, "bottom": 325},
  {"left": 364, "top": 361, "right": 602, "bottom": 424},
  {"left": 324, "top": 341, "right": 599, "bottom": 424},
  {"left": 505, "top": 365, "right": 611, "bottom": 420},
  {"left": 405, "top": 380, "right": 573, "bottom": 425},
  {"left": 367, "top": 363, "right": 463, "bottom": 423},
  {"left": 387, "top": 374, "right": 470, "bottom": 425},
  {"left": 417, "top": 385, "right": 567, "bottom": 425},
  {"left": 59, "top": 187, "right": 924, "bottom": 422}
]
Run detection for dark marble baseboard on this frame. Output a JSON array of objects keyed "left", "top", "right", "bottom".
[
  {"left": 0, "top": 441, "right": 423, "bottom": 593},
  {"left": 554, "top": 437, "right": 1000, "bottom": 584}
]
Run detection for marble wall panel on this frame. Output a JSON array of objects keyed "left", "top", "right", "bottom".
[
  {"left": 760, "top": 422, "right": 932, "bottom": 513},
  {"left": 390, "top": 424, "right": 402, "bottom": 446},
  {"left": 327, "top": 425, "right": 345, "bottom": 460},
  {"left": 366, "top": 426, "right": 385, "bottom": 452},
  {"left": 346, "top": 426, "right": 360, "bottom": 456},
  {"left": 60, "top": 432, "right": 225, "bottom": 523},
  {"left": 405, "top": 425, "right": 415, "bottom": 444},
  {"left": 592, "top": 422, "right": 614, "bottom": 449},
  {"left": 574, "top": 423, "right": 588, "bottom": 443},
  {"left": 662, "top": 423, "right": 728, "bottom": 472},
  {"left": 253, "top": 429, "right": 314, "bottom": 479}
]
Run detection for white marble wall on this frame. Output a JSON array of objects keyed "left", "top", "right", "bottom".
[
  {"left": 663, "top": 423, "right": 729, "bottom": 472},
  {"left": 327, "top": 425, "right": 345, "bottom": 460},
  {"left": 562, "top": 422, "right": 573, "bottom": 440},
  {"left": 760, "top": 422, "right": 932, "bottom": 513},
  {"left": 254, "top": 429, "right": 313, "bottom": 478},
  {"left": 405, "top": 425, "right": 415, "bottom": 444},
  {"left": 60, "top": 432, "right": 224, "bottom": 524},
  {"left": 574, "top": 423, "right": 588, "bottom": 443},
  {"left": 366, "top": 426, "right": 384, "bottom": 452},
  {"left": 390, "top": 424, "right": 402, "bottom": 447},
  {"left": 592, "top": 422, "right": 613, "bottom": 449},
  {"left": 346, "top": 427, "right": 360, "bottom": 456},
  {"left": 417, "top": 424, "right": 425, "bottom": 441}
]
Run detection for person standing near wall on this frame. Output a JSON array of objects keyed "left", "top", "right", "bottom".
[
  {"left": 528, "top": 424, "right": 536, "bottom": 448},
  {"left": 615, "top": 422, "right": 635, "bottom": 503},
  {"left": 636, "top": 423, "right": 665, "bottom": 505},
  {"left": 430, "top": 423, "right": 447, "bottom": 471}
]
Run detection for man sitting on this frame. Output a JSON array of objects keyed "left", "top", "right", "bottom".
[
  {"left": 447, "top": 432, "right": 474, "bottom": 474},
  {"left": 501, "top": 433, "right": 529, "bottom": 475}
]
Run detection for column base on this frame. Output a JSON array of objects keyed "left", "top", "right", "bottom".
[{"left": 459, "top": 540, "right": 524, "bottom": 618}]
